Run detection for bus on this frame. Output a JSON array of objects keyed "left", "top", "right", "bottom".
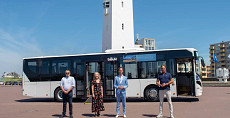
[{"left": 22, "top": 48, "right": 205, "bottom": 101}]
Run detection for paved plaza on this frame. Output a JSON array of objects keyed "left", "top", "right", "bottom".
[{"left": 0, "top": 86, "right": 230, "bottom": 118}]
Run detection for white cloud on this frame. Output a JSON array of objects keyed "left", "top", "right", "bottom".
[{"left": 0, "top": 28, "right": 43, "bottom": 75}]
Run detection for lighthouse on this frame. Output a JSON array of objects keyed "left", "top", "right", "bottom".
[{"left": 102, "top": 0, "right": 135, "bottom": 52}]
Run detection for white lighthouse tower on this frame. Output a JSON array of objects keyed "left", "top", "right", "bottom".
[{"left": 102, "top": 0, "right": 135, "bottom": 52}]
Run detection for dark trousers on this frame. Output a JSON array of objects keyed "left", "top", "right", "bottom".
[{"left": 62, "top": 91, "right": 73, "bottom": 116}]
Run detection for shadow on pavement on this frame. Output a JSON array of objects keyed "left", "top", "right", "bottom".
[
  {"left": 82, "top": 114, "right": 95, "bottom": 117},
  {"left": 15, "top": 97, "right": 199, "bottom": 103},
  {"left": 15, "top": 98, "right": 55, "bottom": 102},
  {"left": 142, "top": 114, "right": 157, "bottom": 117},
  {"left": 171, "top": 97, "right": 199, "bottom": 102},
  {"left": 15, "top": 98, "right": 85, "bottom": 103},
  {"left": 52, "top": 114, "right": 62, "bottom": 117},
  {"left": 143, "top": 114, "right": 170, "bottom": 118},
  {"left": 102, "top": 114, "right": 116, "bottom": 117}
]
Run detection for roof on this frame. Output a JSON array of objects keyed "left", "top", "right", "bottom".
[
  {"left": 210, "top": 41, "right": 230, "bottom": 46},
  {"left": 23, "top": 48, "right": 197, "bottom": 59}
]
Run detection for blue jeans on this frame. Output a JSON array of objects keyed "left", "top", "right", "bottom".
[
  {"left": 116, "top": 89, "right": 126, "bottom": 115},
  {"left": 62, "top": 91, "right": 73, "bottom": 116}
]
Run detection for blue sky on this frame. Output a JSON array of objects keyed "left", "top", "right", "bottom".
[{"left": 0, "top": 0, "right": 230, "bottom": 75}]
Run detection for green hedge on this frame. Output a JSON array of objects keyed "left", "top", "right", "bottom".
[{"left": 1, "top": 77, "right": 22, "bottom": 83}]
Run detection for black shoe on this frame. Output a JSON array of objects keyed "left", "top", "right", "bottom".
[{"left": 69, "top": 115, "right": 73, "bottom": 118}]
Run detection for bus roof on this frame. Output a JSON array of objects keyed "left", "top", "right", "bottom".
[{"left": 23, "top": 48, "right": 197, "bottom": 59}]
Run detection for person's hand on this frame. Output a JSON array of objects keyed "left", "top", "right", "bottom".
[
  {"left": 162, "top": 83, "right": 166, "bottom": 87},
  {"left": 63, "top": 91, "right": 68, "bottom": 94},
  {"left": 118, "top": 86, "right": 121, "bottom": 89},
  {"left": 121, "top": 86, "right": 124, "bottom": 89},
  {"left": 92, "top": 94, "right": 95, "bottom": 98}
]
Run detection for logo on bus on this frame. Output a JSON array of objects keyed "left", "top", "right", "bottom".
[{"left": 107, "top": 57, "right": 117, "bottom": 61}]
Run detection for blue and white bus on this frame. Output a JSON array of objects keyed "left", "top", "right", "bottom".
[{"left": 22, "top": 48, "right": 204, "bottom": 101}]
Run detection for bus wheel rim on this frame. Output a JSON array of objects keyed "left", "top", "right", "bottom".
[
  {"left": 149, "top": 88, "right": 157, "bottom": 98},
  {"left": 57, "top": 90, "right": 63, "bottom": 100}
]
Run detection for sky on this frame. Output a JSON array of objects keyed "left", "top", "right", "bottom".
[{"left": 0, "top": 0, "right": 230, "bottom": 75}]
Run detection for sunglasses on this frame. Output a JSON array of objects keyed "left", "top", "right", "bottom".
[{"left": 65, "top": 73, "right": 70, "bottom": 74}]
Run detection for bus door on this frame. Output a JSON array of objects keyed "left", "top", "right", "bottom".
[
  {"left": 73, "top": 63, "right": 85, "bottom": 97},
  {"left": 104, "top": 61, "right": 117, "bottom": 98},
  {"left": 85, "top": 62, "right": 104, "bottom": 97},
  {"left": 176, "top": 58, "right": 195, "bottom": 96}
]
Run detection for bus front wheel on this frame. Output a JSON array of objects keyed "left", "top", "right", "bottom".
[
  {"left": 144, "top": 86, "right": 159, "bottom": 102},
  {"left": 54, "top": 87, "right": 63, "bottom": 102}
]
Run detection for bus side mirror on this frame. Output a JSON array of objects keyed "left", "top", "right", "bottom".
[{"left": 201, "top": 58, "right": 205, "bottom": 67}]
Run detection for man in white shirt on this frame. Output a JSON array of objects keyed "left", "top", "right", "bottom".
[{"left": 60, "top": 70, "right": 75, "bottom": 118}]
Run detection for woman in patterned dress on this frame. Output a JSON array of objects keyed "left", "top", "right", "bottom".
[{"left": 91, "top": 72, "right": 105, "bottom": 117}]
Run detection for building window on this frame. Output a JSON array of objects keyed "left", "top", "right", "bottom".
[{"left": 103, "top": 2, "right": 110, "bottom": 8}]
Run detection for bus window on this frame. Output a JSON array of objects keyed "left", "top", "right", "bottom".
[
  {"left": 124, "top": 62, "right": 138, "bottom": 79},
  {"left": 25, "top": 61, "right": 39, "bottom": 81},
  {"left": 177, "top": 62, "right": 192, "bottom": 73},
  {"left": 157, "top": 61, "right": 166, "bottom": 74},
  {"left": 38, "top": 60, "right": 50, "bottom": 81},
  {"left": 51, "top": 60, "right": 71, "bottom": 81},
  {"left": 39, "top": 61, "right": 50, "bottom": 75},
  {"left": 169, "top": 59, "right": 176, "bottom": 77},
  {"left": 28, "top": 61, "right": 37, "bottom": 73},
  {"left": 59, "top": 62, "right": 70, "bottom": 74},
  {"left": 138, "top": 61, "right": 157, "bottom": 79},
  {"left": 51, "top": 60, "right": 71, "bottom": 74}
]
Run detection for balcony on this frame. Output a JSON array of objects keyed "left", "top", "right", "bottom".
[
  {"left": 220, "top": 53, "right": 226, "bottom": 57},
  {"left": 209, "top": 46, "right": 215, "bottom": 50},
  {"left": 220, "top": 58, "right": 226, "bottom": 61},
  {"left": 219, "top": 44, "right": 226, "bottom": 48},
  {"left": 210, "top": 60, "right": 213, "bottom": 63},
  {"left": 202, "top": 71, "right": 206, "bottom": 74},
  {"left": 210, "top": 68, "right": 215, "bottom": 70},
  {"left": 210, "top": 63, "right": 215, "bottom": 66},
  {"left": 209, "top": 51, "right": 215, "bottom": 54},
  {"left": 220, "top": 62, "right": 226, "bottom": 66},
  {"left": 209, "top": 55, "right": 214, "bottom": 59},
  {"left": 219, "top": 49, "right": 226, "bottom": 52}
]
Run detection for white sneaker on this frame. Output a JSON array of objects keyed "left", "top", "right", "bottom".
[
  {"left": 156, "top": 114, "right": 163, "bottom": 118},
  {"left": 123, "top": 114, "right": 127, "bottom": 118},
  {"left": 115, "top": 115, "right": 119, "bottom": 118}
]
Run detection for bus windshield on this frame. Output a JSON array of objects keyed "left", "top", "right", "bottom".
[{"left": 194, "top": 51, "right": 202, "bottom": 76}]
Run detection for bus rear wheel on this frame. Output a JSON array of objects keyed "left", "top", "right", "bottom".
[
  {"left": 54, "top": 87, "right": 63, "bottom": 102},
  {"left": 144, "top": 86, "right": 159, "bottom": 102}
]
